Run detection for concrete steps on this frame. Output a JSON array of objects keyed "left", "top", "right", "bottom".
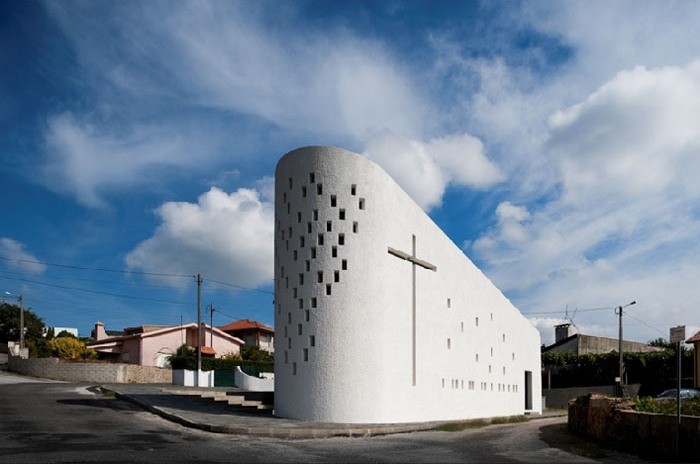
[{"left": 164, "top": 388, "right": 274, "bottom": 414}]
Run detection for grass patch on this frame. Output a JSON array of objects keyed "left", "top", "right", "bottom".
[{"left": 437, "top": 415, "right": 527, "bottom": 431}]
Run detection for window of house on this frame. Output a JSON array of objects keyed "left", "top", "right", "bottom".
[
  {"left": 326, "top": 284, "right": 332, "bottom": 295},
  {"left": 311, "top": 297, "right": 317, "bottom": 308},
  {"left": 297, "top": 212, "right": 301, "bottom": 223},
  {"left": 332, "top": 246, "right": 337, "bottom": 258},
  {"left": 317, "top": 271, "right": 323, "bottom": 283},
  {"left": 339, "top": 209, "right": 345, "bottom": 220},
  {"left": 341, "top": 259, "right": 347, "bottom": 270},
  {"left": 330, "top": 195, "right": 337, "bottom": 207},
  {"left": 311, "top": 247, "right": 316, "bottom": 259},
  {"left": 334, "top": 270, "right": 340, "bottom": 283},
  {"left": 338, "top": 233, "right": 345, "bottom": 245},
  {"left": 317, "top": 184, "right": 323, "bottom": 195},
  {"left": 313, "top": 209, "right": 319, "bottom": 221},
  {"left": 309, "top": 172, "right": 315, "bottom": 183},
  {"left": 303, "top": 348, "right": 308, "bottom": 362},
  {"left": 304, "top": 310, "right": 309, "bottom": 322},
  {"left": 359, "top": 198, "right": 365, "bottom": 210},
  {"left": 298, "top": 323, "right": 302, "bottom": 335},
  {"left": 318, "top": 233, "right": 324, "bottom": 245},
  {"left": 302, "top": 186, "right": 307, "bottom": 198},
  {"left": 326, "top": 221, "right": 332, "bottom": 232},
  {"left": 352, "top": 221, "right": 358, "bottom": 233},
  {"left": 307, "top": 222, "right": 312, "bottom": 234},
  {"left": 351, "top": 184, "right": 356, "bottom": 195},
  {"left": 309, "top": 335, "right": 315, "bottom": 347},
  {"left": 298, "top": 299, "right": 303, "bottom": 309},
  {"left": 299, "top": 236, "right": 305, "bottom": 248}
]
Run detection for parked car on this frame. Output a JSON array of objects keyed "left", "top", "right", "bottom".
[{"left": 655, "top": 388, "right": 700, "bottom": 400}]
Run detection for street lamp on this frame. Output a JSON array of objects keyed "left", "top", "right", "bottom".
[
  {"left": 4, "top": 291, "right": 24, "bottom": 351},
  {"left": 615, "top": 300, "right": 636, "bottom": 397}
]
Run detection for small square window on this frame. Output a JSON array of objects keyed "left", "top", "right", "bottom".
[
  {"left": 298, "top": 323, "right": 302, "bottom": 335},
  {"left": 305, "top": 260, "right": 310, "bottom": 271},
  {"left": 311, "top": 297, "right": 317, "bottom": 308},
  {"left": 293, "top": 287, "right": 297, "bottom": 298},
  {"left": 318, "top": 233, "right": 324, "bottom": 245},
  {"left": 283, "top": 192, "right": 287, "bottom": 203},
  {"left": 309, "top": 335, "right": 315, "bottom": 347},
  {"left": 339, "top": 209, "right": 345, "bottom": 220},
  {"left": 307, "top": 222, "right": 312, "bottom": 234},
  {"left": 317, "top": 271, "right": 323, "bottom": 283},
  {"left": 288, "top": 178, "right": 293, "bottom": 189},
  {"left": 302, "top": 186, "right": 307, "bottom": 197},
  {"left": 284, "top": 351, "right": 288, "bottom": 364},
  {"left": 326, "top": 221, "right": 332, "bottom": 232},
  {"left": 299, "top": 236, "right": 305, "bottom": 248},
  {"left": 334, "top": 270, "right": 340, "bottom": 283},
  {"left": 288, "top": 338, "right": 292, "bottom": 349},
  {"left": 292, "top": 362, "right": 297, "bottom": 375},
  {"left": 352, "top": 221, "right": 358, "bottom": 233},
  {"left": 293, "top": 250, "right": 298, "bottom": 261},
  {"left": 288, "top": 227, "right": 292, "bottom": 238},
  {"left": 309, "top": 172, "right": 315, "bottom": 183},
  {"left": 298, "top": 298, "right": 303, "bottom": 309},
  {"left": 297, "top": 212, "right": 302, "bottom": 223},
  {"left": 447, "top": 338, "right": 451, "bottom": 349},
  {"left": 313, "top": 209, "right": 319, "bottom": 221},
  {"left": 311, "top": 247, "right": 316, "bottom": 259},
  {"left": 331, "top": 246, "right": 337, "bottom": 258},
  {"left": 287, "top": 312, "right": 291, "bottom": 324},
  {"left": 330, "top": 195, "right": 337, "bottom": 207},
  {"left": 317, "top": 184, "right": 323, "bottom": 195},
  {"left": 447, "top": 298, "right": 451, "bottom": 308},
  {"left": 305, "top": 310, "right": 310, "bottom": 321},
  {"left": 287, "top": 203, "right": 290, "bottom": 214},
  {"left": 341, "top": 259, "right": 347, "bottom": 270},
  {"left": 326, "top": 284, "right": 332, "bottom": 295},
  {"left": 338, "top": 233, "right": 345, "bottom": 245},
  {"left": 303, "top": 348, "right": 308, "bottom": 361},
  {"left": 359, "top": 198, "right": 365, "bottom": 210},
  {"left": 351, "top": 184, "right": 356, "bottom": 195}
]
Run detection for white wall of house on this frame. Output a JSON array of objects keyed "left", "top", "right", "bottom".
[{"left": 274, "top": 146, "right": 542, "bottom": 423}]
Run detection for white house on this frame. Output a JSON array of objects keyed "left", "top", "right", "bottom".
[{"left": 274, "top": 146, "right": 542, "bottom": 423}]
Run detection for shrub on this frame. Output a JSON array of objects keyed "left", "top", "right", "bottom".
[{"left": 48, "top": 337, "right": 97, "bottom": 360}]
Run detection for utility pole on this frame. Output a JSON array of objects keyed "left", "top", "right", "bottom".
[
  {"left": 196, "top": 273, "right": 202, "bottom": 386},
  {"left": 209, "top": 303, "right": 215, "bottom": 347},
  {"left": 615, "top": 300, "right": 636, "bottom": 397},
  {"left": 19, "top": 295, "right": 24, "bottom": 352}
]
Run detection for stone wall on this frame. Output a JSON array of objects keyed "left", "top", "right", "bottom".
[
  {"left": 544, "top": 384, "right": 641, "bottom": 409},
  {"left": 8, "top": 356, "right": 171, "bottom": 383},
  {"left": 568, "top": 393, "right": 700, "bottom": 460}
]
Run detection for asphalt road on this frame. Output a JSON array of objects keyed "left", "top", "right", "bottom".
[{"left": 0, "top": 370, "right": 649, "bottom": 463}]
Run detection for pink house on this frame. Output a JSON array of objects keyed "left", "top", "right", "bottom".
[{"left": 88, "top": 321, "right": 244, "bottom": 367}]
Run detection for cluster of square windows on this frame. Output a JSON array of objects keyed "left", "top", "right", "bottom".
[
  {"left": 276, "top": 172, "right": 365, "bottom": 375},
  {"left": 441, "top": 378, "right": 519, "bottom": 394}
]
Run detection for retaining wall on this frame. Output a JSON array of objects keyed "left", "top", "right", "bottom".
[
  {"left": 568, "top": 393, "right": 700, "bottom": 461},
  {"left": 8, "top": 356, "right": 171, "bottom": 383}
]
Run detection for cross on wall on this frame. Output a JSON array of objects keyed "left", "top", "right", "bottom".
[{"left": 388, "top": 234, "right": 437, "bottom": 386}]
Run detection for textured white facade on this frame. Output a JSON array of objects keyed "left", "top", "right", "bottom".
[{"left": 274, "top": 146, "right": 542, "bottom": 423}]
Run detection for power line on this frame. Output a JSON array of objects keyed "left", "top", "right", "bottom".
[
  {"left": 522, "top": 306, "right": 613, "bottom": 316},
  {"left": 203, "top": 277, "right": 274, "bottom": 295},
  {"left": 625, "top": 311, "right": 665, "bottom": 337},
  {"left": 0, "top": 255, "right": 193, "bottom": 278},
  {"left": 0, "top": 274, "right": 191, "bottom": 306}
]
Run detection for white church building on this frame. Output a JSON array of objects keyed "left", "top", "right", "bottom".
[{"left": 274, "top": 146, "right": 542, "bottom": 423}]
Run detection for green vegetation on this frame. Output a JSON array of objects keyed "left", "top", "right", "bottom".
[
  {"left": 168, "top": 344, "right": 274, "bottom": 373},
  {"left": 47, "top": 337, "right": 97, "bottom": 361},
  {"left": 542, "top": 349, "right": 694, "bottom": 394},
  {"left": 634, "top": 396, "right": 700, "bottom": 416}
]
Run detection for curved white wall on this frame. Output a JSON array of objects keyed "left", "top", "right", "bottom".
[{"left": 274, "top": 146, "right": 541, "bottom": 423}]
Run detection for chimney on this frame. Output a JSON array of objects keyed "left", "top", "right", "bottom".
[
  {"left": 93, "top": 322, "right": 108, "bottom": 341},
  {"left": 555, "top": 323, "right": 572, "bottom": 343}
]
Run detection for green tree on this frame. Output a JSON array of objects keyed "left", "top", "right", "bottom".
[
  {"left": 48, "top": 337, "right": 97, "bottom": 361},
  {"left": 0, "top": 302, "right": 45, "bottom": 345},
  {"left": 241, "top": 346, "right": 274, "bottom": 363}
]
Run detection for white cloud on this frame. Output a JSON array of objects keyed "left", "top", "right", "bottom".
[
  {"left": 125, "top": 186, "right": 274, "bottom": 288},
  {"left": 364, "top": 132, "right": 503, "bottom": 210},
  {"left": 471, "top": 61, "right": 700, "bottom": 344},
  {"left": 0, "top": 238, "right": 46, "bottom": 274},
  {"left": 41, "top": 113, "right": 222, "bottom": 208}
]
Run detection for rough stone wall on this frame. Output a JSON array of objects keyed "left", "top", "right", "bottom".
[
  {"left": 8, "top": 356, "right": 170, "bottom": 383},
  {"left": 568, "top": 393, "right": 700, "bottom": 460}
]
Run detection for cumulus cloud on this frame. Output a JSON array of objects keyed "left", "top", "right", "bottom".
[
  {"left": 364, "top": 132, "right": 504, "bottom": 210},
  {"left": 125, "top": 187, "right": 274, "bottom": 288},
  {"left": 0, "top": 238, "right": 46, "bottom": 274},
  {"left": 471, "top": 61, "right": 700, "bottom": 344}
]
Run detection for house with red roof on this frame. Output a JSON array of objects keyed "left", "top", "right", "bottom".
[
  {"left": 88, "top": 321, "right": 244, "bottom": 367},
  {"left": 218, "top": 319, "right": 274, "bottom": 353}
]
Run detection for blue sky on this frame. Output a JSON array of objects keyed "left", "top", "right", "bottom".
[{"left": 2, "top": 0, "right": 700, "bottom": 345}]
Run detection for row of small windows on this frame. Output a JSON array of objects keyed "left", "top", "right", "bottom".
[
  {"left": 288, "top": 173, "right": 357, "bottom": 195},
  {"left": 441, "top": 379, "right": 520, "bottom": 393}
]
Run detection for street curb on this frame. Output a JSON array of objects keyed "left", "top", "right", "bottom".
[{"left": 107, "top": 388, "right": 562, "bottom": 439}]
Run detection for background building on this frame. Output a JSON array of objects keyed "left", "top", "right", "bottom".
[{"left": 274, "top": 146, "right": 542, "bottom": 423}]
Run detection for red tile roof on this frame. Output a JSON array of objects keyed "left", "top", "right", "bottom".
[
  {"left": 218, "top": 318, "right": 273, "bottom": 333},
  {"left": 200, "top": 346, "right": 216, "bottom": 356}
]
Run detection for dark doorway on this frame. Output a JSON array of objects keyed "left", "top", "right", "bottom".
[{"left": 524, "top": 370, "right": 533, "bottom": 410}]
